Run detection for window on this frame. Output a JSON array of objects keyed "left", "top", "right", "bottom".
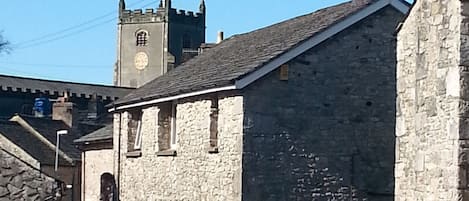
[
  {"left": 170, "top": 102, "right": 177, "bottom": 148},
  {"left": 134, "top": 120, "right": 142, "bottom": 150},
  {"left": 209, "top": 97, "right": 219, "bottom": 153},
  {"left": 157, "top": 102, "right": 177, "bottom": 155},
  {"left": 136, "top": 31, "right": 148, "bottom": 46},
  {"left": 127, "top": 109, "right": 142, "bottom": 153}
]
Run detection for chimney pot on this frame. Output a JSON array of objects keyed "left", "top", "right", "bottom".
[{"left": 217, "top": 31, "right": 224, "bottom": 44}]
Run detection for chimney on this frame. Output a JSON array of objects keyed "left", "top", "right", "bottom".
[
  {"left": 87, "top": 93, "right": 98, "bottom": 119},
  {"left": 52, "top": 92, "right": 78, "bottom": 128},
  {"left": 216, "top": 31, "right": 224, "bottom": 44}
]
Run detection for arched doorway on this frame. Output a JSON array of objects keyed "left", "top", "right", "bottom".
[{"left": 100, "top": 173, "right": 116, "bottom": 201}]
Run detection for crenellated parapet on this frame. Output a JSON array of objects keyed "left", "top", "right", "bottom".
[
  {"left": 169, "top": 9, "right": 205, "bottom": 25},
  {"left": 120, "top": 7, "right": 204, "bottom": 24},
  {"left": 120, "top": 8, "right": 167, "bottom": 24}
]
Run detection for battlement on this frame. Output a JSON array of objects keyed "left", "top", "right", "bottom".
[
  {"left": 120, "top": 7, "right": 204, "bottom": 24},
  {"left": 174, "top": 9, "right": 203, "bottom": 18},
  {"left": 120, "top": 8, "right": 166, "bottom": 24},
  {"left": 169, "top": 8, "right": 205, "bottom": 25}
]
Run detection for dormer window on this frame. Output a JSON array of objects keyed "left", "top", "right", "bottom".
[{"left": 136, "top": 31, "right": 148, "bottom": 46}]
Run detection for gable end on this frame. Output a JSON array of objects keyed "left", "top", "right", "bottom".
[{"left": 235, "top": 0, "right": 409, "bottom": 89}]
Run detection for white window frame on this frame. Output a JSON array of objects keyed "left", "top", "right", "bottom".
[
  {"left": 133, "top": 119, "right": 143, "bottom": 150},
  {"left": 170, "top": 102, "right": 177, "bottom": 149}
]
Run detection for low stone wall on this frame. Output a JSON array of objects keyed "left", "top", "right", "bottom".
[{"left": 0, "top": 149, "right": 59, "bottom": 201}]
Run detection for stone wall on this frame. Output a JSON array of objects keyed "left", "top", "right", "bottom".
[
  {"left": 116, "top": 5, "right": 205, "bottom": 88},
  {"left": 116, "top": 21, "right": 166, "bottom": 88},
  {"left": 0, "top": 149, "right": 59, "bottom": 201},
  {"left": 242, "top": 6, "right": 402, "bottom": 201},
  {"left": 82, "top": 149, "right": 114, "bottom": 201},
  {"left": 114, "top": 94, "right": 244, "bottom": 200},
  {"left": 396, "top": 0, "right": 469, "bottom": 200}
]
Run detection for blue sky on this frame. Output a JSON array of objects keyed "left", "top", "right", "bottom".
[{"left": 0, "top": 0, "right": 364, "bottom": 85}]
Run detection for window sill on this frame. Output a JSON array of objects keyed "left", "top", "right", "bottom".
[
  {"left": 156, "top": 149, "right": 177, "bottom": 157},
  {"left": 126, "top": 151, "right": 142, "bottom": 158},
  {"left": 208, "top": 146, "right": 219, "bottom": 154}
]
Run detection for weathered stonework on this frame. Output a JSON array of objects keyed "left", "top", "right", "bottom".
[
  {"left": 0, "top": 149, "right": 59, "bottom": 201},
  {"left": 115, "top": 3, "right": 205, "bottom": 88},
  {"left": 113, "top": 4, "right": 405, "bottom": 200},
  {"left": 396, "top": 0, "right": 469, "bottom": 200},
  {"left": 242, "top": 6, "right": 402, "bottom": 201},
  {"left": 114, "top": 95, "right": 243, "bottom": 200}
]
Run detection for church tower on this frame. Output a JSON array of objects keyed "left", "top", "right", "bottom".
[{"left": 115, "top": 0, "right": 206, "bottom": 88}]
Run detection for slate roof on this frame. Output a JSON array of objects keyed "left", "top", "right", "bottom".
[
  {"left": 114, "top": 0, "right": 374, "bottom": 106},
  {"left": 17, "top": 116, "right": 83, "bottom": 161},
  {"left": 0, "top": 121, "right": 71, "bottom": 166},
  {"left": 0, "top": 74, "right": 134, "bottom": 101},
  {"left": 74, "top": 124, "right": 113, "bottom": 144}
]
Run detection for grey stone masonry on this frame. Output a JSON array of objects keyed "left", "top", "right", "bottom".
[
  {"left": 115, "top": 1, "right": 205, "bottom": 88},
  {"left": 396, "top": 0, "right": 469, "bottom": 200},
  {"left": 242, "top": 6, "right": 402, "bottom": 201},
  {"left": 113, "top": 94, "right": 243, "bottom": 200},
  {"left": 0, "top": 149, "right": 60, "bottom": 201}
]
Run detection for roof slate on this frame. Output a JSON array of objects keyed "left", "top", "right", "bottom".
[
  {"left": 18, "top": 116, "right": 83, "bottom": 160},
  {"left": 0, "top": 121, "right": 71, "bottom": 166},
  {"left": 114, "top": 0, "right": 373, "bottom": 106},
  {"left": 74, "top": 124, "right": 113, "bottom": 144},
  {"left": 0, "top": 74, "right": 134, "bottom": 100}
]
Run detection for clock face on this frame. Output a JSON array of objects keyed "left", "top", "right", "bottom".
[{"left": 134, "top": 52, "right": 148, "bottom": 70}]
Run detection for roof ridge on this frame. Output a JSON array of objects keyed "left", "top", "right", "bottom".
[
  {"left": 0, "top": 120, "right": 20, "bottom": 126},
  {"left": 0, "top": 73, "right": 135, "bottom": 89},
  {"left": 18, "top": 114, "right": 68, "bottom": 123},
  {"left": 9, "top": 115, "right": 75, "bottom": 163},
  {"left": 113, "top": 0, "right": 401, "bottom": 107},
  {"left": 231, "top": 1, "right": 353, "bottom": 39}
]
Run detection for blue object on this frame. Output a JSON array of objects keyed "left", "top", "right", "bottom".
[{"left": 33, "top": 97, "right": 51, "bottom": 116}]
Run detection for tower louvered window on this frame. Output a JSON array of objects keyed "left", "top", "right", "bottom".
[{"left": 136, "top": 31, "right": 148, "bottom": 46}]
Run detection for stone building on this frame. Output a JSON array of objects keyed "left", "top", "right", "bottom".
[
  {"left": 0, "top": 75, "right": 133, "bottom": 201},
  {"left": 0, "top": 112, "right": 101, "bottom": 201},
  {"left": 74, "top": 125, "right": 114, "bottom": 201},
  {"left": 0, "top": 62, "right": 135, "bottom": 200},
  {"left": 8, "top": 114, "right": 83, "bottom": 200},
  {"left": 115, "top": 0, "right": 206, "bottom": 88},
  {"left": 0, "top": 148, "right": 62, "bottom": 201},
  {"left": 69, "top": 1, "right": 208, "bottom": 200},
  {"left": 395, "top": 0, "right": 469, "bottom": 200},
  {"left": 110, "top": 0, "right": 408, "bottom": 200},
  {"left": 0, "top": 121, "right": 65, "bottom": 200}
]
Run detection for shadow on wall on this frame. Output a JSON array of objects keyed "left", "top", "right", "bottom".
[
  {"left": 240, "top": 6, "right": 399, "bottom": 200},
  {"left": 242, "top": 127, "right": 396, "bottom": 201}
]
